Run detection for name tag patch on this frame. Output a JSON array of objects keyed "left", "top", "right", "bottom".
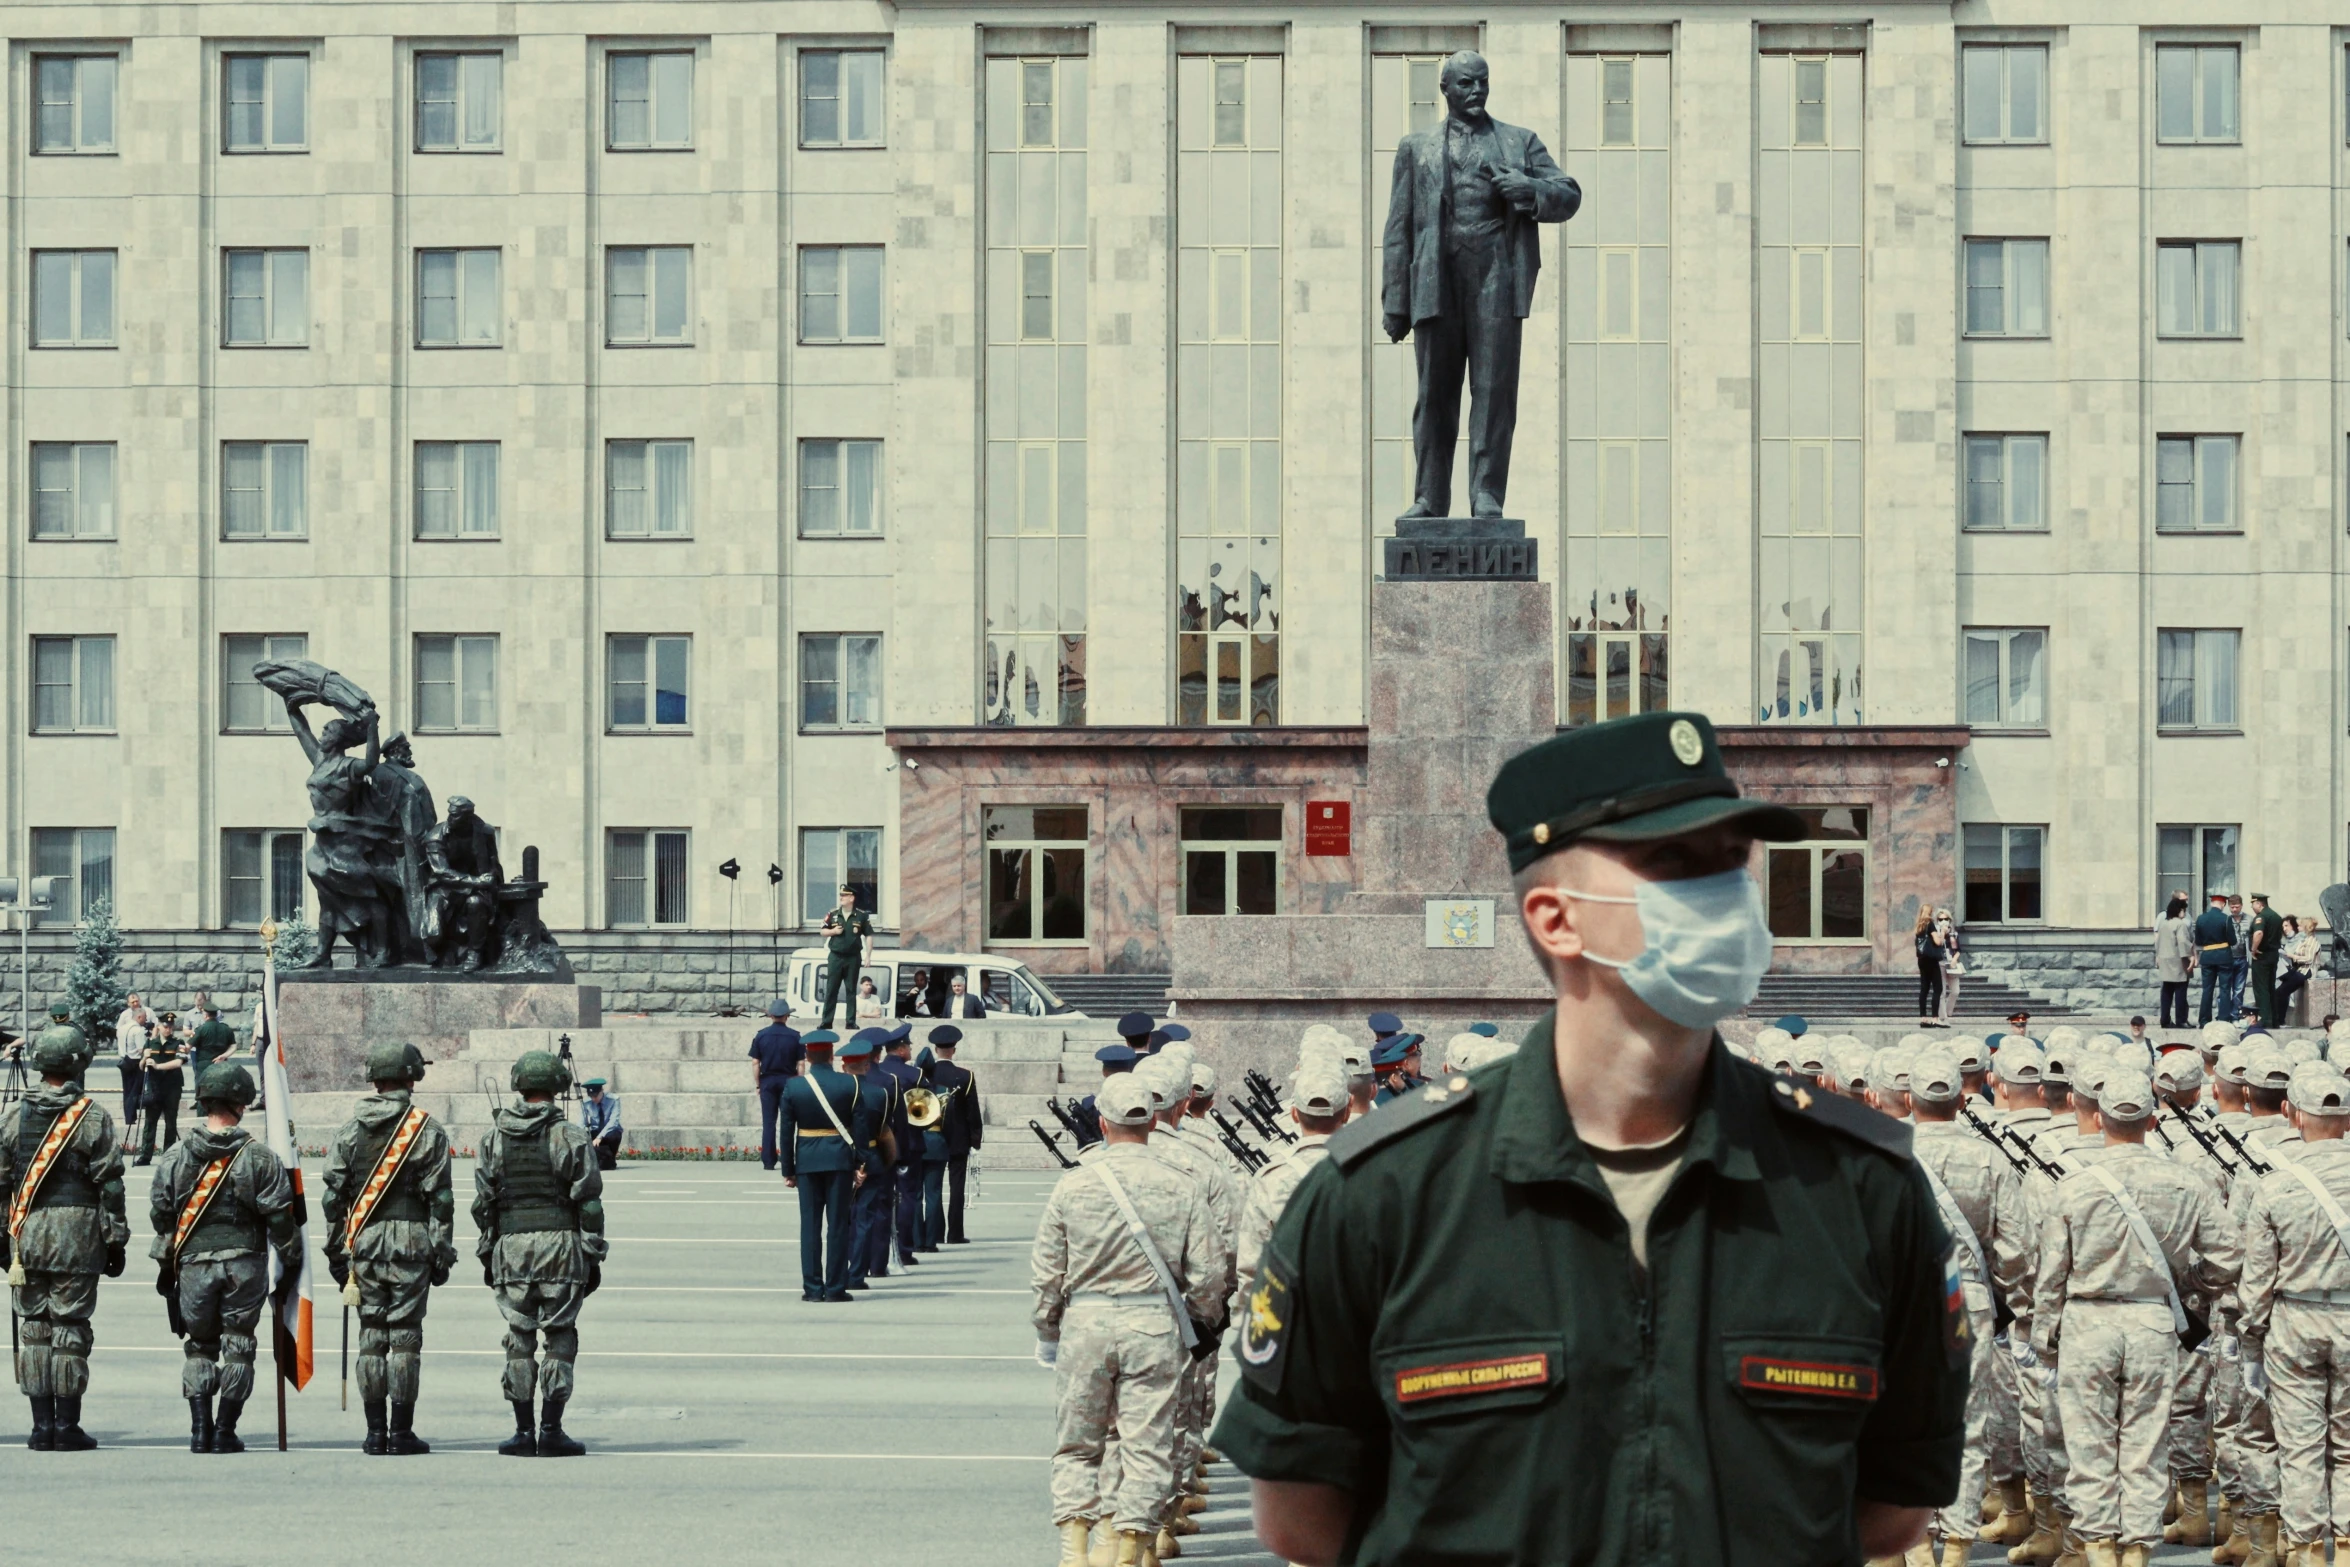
[
  {"left": 1737, "top": 1356, "right": 1879, "bottom": 1402},
  {"left": 1394, "top": 1353, "right": 1551, "bottom": 1405}
]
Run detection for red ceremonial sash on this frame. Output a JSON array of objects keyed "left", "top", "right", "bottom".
[{"left": 7, "top": 1097, "right": 93, "bottom": 1241}]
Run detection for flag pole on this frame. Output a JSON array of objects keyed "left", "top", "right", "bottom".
[{"left": 256, "top": 917, "right": 315, "bottom": 1448}]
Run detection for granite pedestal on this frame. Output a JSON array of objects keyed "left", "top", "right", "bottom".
[{"left": 276, "top": 978, "right": 601, "bottom": 1092}]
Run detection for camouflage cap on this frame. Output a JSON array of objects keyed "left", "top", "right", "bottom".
[
  {"left": 510, "top": 1050, "right": 572, "bottom": 1095},
  {"left": 1097, "top": 1073, "right": 1157, "bottom": 1127},
  {"left": 1992, "top": 1040, "right": 2045, "bottom": 1086},
  {"left": 2282, "top": 1036, "right": 2323, "bottom": 1065},
  {"left": 195, "top": 1063, "right": 258, "bottom": 1108},
  {"left": 47, "top": 1003, "right": 70, "bottom": 1021},
  {"left": 2153, "top": 1053, "right": 2205, "bottom": 1094},
  {"left": 2214, "top": 1043, "right": 2255, "bottom": 1086},
  {"left": 2098, "top": 1068, "right": 2155, "bottom": 1122},
  {"left": 1947, "top": 1035, "right": 1989, "bottom": 1073},
  {"left": 1750, "top": 1027, "right": 1796, "bottom": 1070},
  {"left": 1909, "top": 1046, "right": 1963, "bottom": 1105},
  {"left": 1829, "top": 1041, "right": 1873, "bottom": 1091},
  {"left": 2289, "top": 1068, "right": 2350, "bottom": 1117},
  {"left": 2244, "top": 1049, "right": 2294, "bottom": 1092},
  {"left": 364, "top": 1041, "right": 423, "bottom": 1084},
  {"left": 1867, "top": 1047, "right": 1913, "bottom": 1095},
  {"left": 2038, "top": 1045, "right": 2074, "bottom": 1087},
  {"left": 2074, "top": 1056, "right": 2115, "bottom": 1103},
  {"left": 1288, "top": 1063, "right": 1349, "bottom": 1118},
  {"left": 2202, "top": 1020, "right": 2243, "bottom": 1059}
]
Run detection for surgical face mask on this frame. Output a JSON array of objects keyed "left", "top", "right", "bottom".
[{"left": 1563, "top": 869, "right": 1774, "bottom": 1030}]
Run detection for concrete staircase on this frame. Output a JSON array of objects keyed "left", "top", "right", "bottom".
[{"left": 287, "top": 1020, "right": 1115, "bottom": 1168}]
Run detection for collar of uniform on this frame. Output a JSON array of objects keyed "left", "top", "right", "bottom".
[{"left": 1488, "top": 1012, "right": 1761, "bottom": 1187}]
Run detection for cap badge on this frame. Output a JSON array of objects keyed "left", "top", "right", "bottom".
[
  {"left": 1532, "top": 823, "right": 1550, "bottom": 845},
  {"left": 1668, "top": 718, "right": 1704, "bottom": 767}
]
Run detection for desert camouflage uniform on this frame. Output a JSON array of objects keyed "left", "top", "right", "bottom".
[
  {"left": 2218, "top": 1113, "right": 2306, "bottom": 1520},
  {"left": 0, "top": 1082, "right": 127, "bottom": 1402},
  {"left": 147, "top": 1124, "right": 297, "bottom": 1404},
  {"left": 321, "top": 1089, "right": 456, "bottom": 1410},
  {"left": 1031, "top": 1141, "right": 1221, "bottom": 1536},
  {"left": 1914, "top": 1117, "right": 2010, "bottom": 1545},
  {"left": 2237, "top": 1136, "right": 2350, "bottom": 1546},
  {"left": 1995, "top": 1103, "right": 2067, "bottom": 1511},
  {"left": 1169, "top": 1117, "right": 1244, "bottom": 1490},
  {"left": 1234, "top": 1133, "right": 1334, "bottom": 1307},
  {"left": 473, "top": 1100, "right": 608, "bottom": 1403}
]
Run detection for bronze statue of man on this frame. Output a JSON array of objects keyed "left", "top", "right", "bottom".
[{"left": 1381, "top": 51, "right": 1580, "bottom": 521}]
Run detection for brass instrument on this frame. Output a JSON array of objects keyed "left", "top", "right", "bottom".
[{"left": 904, "top": 1086, "right": 944, "bottom": 1128}]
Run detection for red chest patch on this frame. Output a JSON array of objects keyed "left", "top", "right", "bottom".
[
  {"left": 1394, "top": 1353, "right": 1551, "bottom": 1404},
  {"left": 1737, "top": 1356, "right": 1879, "bottom": 1401}
]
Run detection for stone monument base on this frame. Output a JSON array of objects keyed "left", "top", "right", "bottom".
[{"left": 276, "top": 979, "right": 601, "bottom": 1092}]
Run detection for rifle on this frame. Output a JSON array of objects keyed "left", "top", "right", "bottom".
[
  {"left": 1962, "top": 1105, "right": 2070, "bottom": 1184},
  {"left": 1029, "top": 1120, "right": 1076, "bottom": 1170},
  {"left": 1208, "top": 1109, "right": 1269, "bottom": 1173},
  {"left": 2163, "top": 1101, "right": 2249, "bottom": 1176},
  {"left": 1237, "top": 1080, "right": 1297, "bottom": 1143},
  {"left": 340, "top": 1303, "right": 350, "bottom": 1411},
  {"left": 1046, "top": 1097, "right": 1084, "bottom": 1140},
  {"left": 2206, "top": 1113, "right": 2274, "bottom": 1178},
  {"left": 1229, "top": 1095, "right": 1276, "bottom": 1144},
  {"left": 157, "top": 1256, "right": 187, "bottom": 1339}
]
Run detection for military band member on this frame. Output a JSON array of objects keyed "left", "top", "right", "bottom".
[
  {"left": 321, "top": 1041, "right": 457, "bottom": 1456},
  {"left": 838, "top": 1030, "right": 897, "bottom": 1292},
  {"left": 148, "top": 1063, "right": 298, "bottom": 1453},
  {"left": 779, "top": 1031, "right": 866, "bottom": 1302},
  {"left": 1, "top": 1024, "right": 128, "bottom": 1450},
  {"left": 924, "top": 1026, "right": 983, "bottom": 1245},
  {"left": 474, "top": 1049, "right": 607, "bottom": 1458},
  {"left": 876, "top": 1026, "right": 928, "bottom": 1269},
  {"left": 1368, "top": 1032, "right": 1426, "bottom": 1106}
]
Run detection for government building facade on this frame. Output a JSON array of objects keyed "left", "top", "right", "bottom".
[{"left": 4, "top": 0, "right": 2347, "bottom": 1014}]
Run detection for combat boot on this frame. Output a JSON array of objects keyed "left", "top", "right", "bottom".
[
  {"left": 1155, "top": 1524, "right": 1181, "bottom": 1559},
  {"left": 1987, "top": 1485, "right": 2010, "bottom": 1526},
  {"left": 1177, "top": 1494, "right": 1208, "bottom": 1515},
  {"left": 1986, "top": 1478, "right": 2035, "bottom": 1544},
  {"left": 1057, "top": 1518, "right": 1094, "bottom": 1567},
  {"left": 188, "top": 1394, "right": 214, "bottom": 1453},
  {"left": 1087, "top": 1522, "right": 1115, "bottom": 1567},
  {"left": 1199, "top": 1445, "right": 1222, "bottom": 1464},
  {"left": 23, "top": 1394, "right": 52, "bottom": 1450},
  {"left": 2121, "top": 1546, "right": 2152, "bottom": 1567},
  {"left": 2170, "top": 1484, "right": 2215, "bottom": 1546},
  {"left": 212, "top": 1397, "right": 246, "bottom": 1454},
  {"left": 1903, "top": 1544, "right": 1933, "bottom": 1567},
  {"left": 536, "top": 1395, "right": 585, "bottom": 1458},
  {"left": 2335, "top": 1540, "right": 2350, "bottom": 1564},
  {"left": 2051, "top": 1509, "right": 2085, "bottom": 1567},
  {"left": 2219, "top": 1511, "right": 2252, "bottom": 1565},
  {"left": 362, "top": 1397, "right": 388, "bottom": 1455},
  {"left": 49, "top": 1394, "right": 94, "bottom": 1450},
  {"left": 1112, "top": 1530, "right": 1146, "bottom": 1567},
  {"left": 2217, "top": 1498, "right": 2239, "bottom": 1557},
  {"left": 2083, "top": 1541, "right": 2120, "bottom": 1567},
  {"left": 498, "top": 1399, "right": 537, "bottom": 1457},
  {"left": 385, "top": 1400, "right": 430, "bottom": 1455},
  {"left": 2244, "top": 1514, "right": 2281, "bottom": 1567},
  {"left": 2012, "top": 1497, "right": 2063, "bottom": 1566},
  {"left": 1942, "top": 1538, "right": 1972, "bottom": 1567},
  {"left": 2169, "top": 1489, "right": 2183, "bottom": 1527}
]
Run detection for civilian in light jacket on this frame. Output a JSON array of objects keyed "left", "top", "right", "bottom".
[{"left": 2155, "top": 895, "right": 2195, "bottom": 1030}]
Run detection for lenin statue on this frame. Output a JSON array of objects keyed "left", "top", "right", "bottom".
[{"left": 1381, "top": 52, "right": 1581, "bottom": 521}]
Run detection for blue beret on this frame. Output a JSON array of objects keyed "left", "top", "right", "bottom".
[
  {"left": 1372, "top": 1032, "right": 1424, "bottom": 1067},
  {"left": 1095, "top": 1044, "right": 1138, "bottom": 1066},
  {"left": 1773, "top": 1015, "right": 1808, "bottom": 1038},
  {"left": 1367, "top": 1012, "right": 1403, "bottom": 1037},
  {"left": 928, "top": 1026, "right": 964, "bottom": 1049},
  {"left": 1117, "top": 1011, "right": 1155, "bottom": 1040},
  {"left": 767, "top": 997, "right": 793, "bottom": 1017},
  {"left": 802, "top": 1030, "right": 839, "bottom": 1048},
  {"left": 1468, "top": 1022, "right": 1499, "bottom": 1038}
]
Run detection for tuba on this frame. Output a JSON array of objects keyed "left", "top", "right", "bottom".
[{"left": 905, "top": 1086, "right": 944, "bottom": 1128}]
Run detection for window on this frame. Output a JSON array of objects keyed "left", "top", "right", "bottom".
[
  {"left": 985, "top": 806, "right": 1086, "bottom": 943},
  {"left": 31, "top": 636, "right": 115, "bottom": 733},
  {"left": 416, "top": 249, "right": 500, "bottom": 346},
  {"left": 800, "top": 633, "right": 882, "bottom": 730},
  {"left": 801, "top": 50, "right": 883, "bottom": 146},
  {"left": 2155, "top": 435, "right": 2238, "bottom": 533},
  {"left": 800, "top": 440, "right": 881, "bottom": 536},
  {"left": 1600, "top": 57, "right": 1636, "bottom": 146},
  {"left": 608, "top": 51, "right": 691, "bottom": 150},
  {"left": 1765, "top": 806, "right": 1867, "bottom": 942},
  {"left": 222, "top": 634, "right": 307, "bottom": 731},
  {"left": 414, "top": 442, "right": 499, "bottom": 537},
  {"left": 1021, "top": 59, "right": 1057, "bottom": 146},
  {"left": 416, "top": 52, "right": 500, "bottom": 151},
  {"left": 1963, "top": 434, "right": 2047, "bottom": 532},
  {"left": 414, "top": 634, "right": 498, "bottom": 732},
  {"left": 801, "top": 827, "right": 881, "bottom": 923},
  {"left": 32, "top": 251, "right": 115, "bottom": 347},
  {"left": 2157, "top": 629, "right": 2240, "bottom": 731},
  {"left": 2157, "top": 45, "right": 2239, "bottom": 144},
  {"left": 1793, "top": 57, "right": 1829, "bottom": 146},
  {"left": 607, "top": 635, "right": 689, "bottom": 731},
  {"left": 1963, "top": 824, "right": 2044, "bottom": 924},
  {"left": 799, "top": 246, "right": 883, "bottom": 343},
  {"left": 607, "top": 246, "right": 691, "bottom": 345},
  {"left": 1962, "top": 627, "right": 2047, "bottom": 728},
  {"left": 1020, "top": 250, "right": 1055, "bottom": 340},
  {"left": 1962, "top": 44, "right": 2046, "bottom": 144},
  {"left": 606, "top": 440, "right": 691, "bottom": 537},
  {"left": 32, "top": 828, "right": 114, "bottom": 926},
  {"left": 1180, "top": 806, "right": 1279, "bottom": 916},
  {"left": 1963, "top": 239, "right": 2049, "bottom": 337},
  {"left": 30, "top": 444, "right": 116, "bottom": 540},
  {"left": 223, "top": 829, "right": 305, "bottom": 926},
  {"left": 2158, "top": 824, "right": 2239, "bottom": 909},
  {"left": 224, "top": 53, "right": 309, "bottom": 152},
  {"left": 607, "top": 829, "right": 688, "bottom": 926},
  {"left": 222, "top": 442, "right": 307, "bottom": 539},
  {"left": 2156, "top": 241, "right": 2240, "bottom": 337},
  {"left": 36, "top": 56, "right": 116, "bottom": 153},
  {"left": 223, "top": 249, "right": 308, "bottom": 347}
]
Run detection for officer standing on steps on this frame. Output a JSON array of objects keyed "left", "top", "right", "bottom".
[
  {"left": 1215, "top": 711, "right": 1968, "bottom": 1564},
  {"left": 924, "top": 1026, "right": 983, "bottom": 1244},
  {"left": 474, "top": 1049, "right": 608, "bottom": 1459},
  {"left": 321, "top": 1041, "right": 456, "bottom": 1456},
  {"left": 780, "top": 1030, "right": 861, "bottom": 1302},
  {"left": 147, "top": 1063, "right": 298, "bottom": 1454},
  {"left": 816, "top": 885, "right": 874, "bottom": 1032},
  {"left": 0, "top": 1024, "right": 128, "bottom": 1452},
  {"left": 750, "top": 998, "right": 804, "bottom": 1173}
]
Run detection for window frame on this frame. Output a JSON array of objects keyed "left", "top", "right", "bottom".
[
  {"left": 2157, "top": 823, "right": 2239, "bottom": 909},
  {"left": 1178, "top": 805, "right": 1282, "bottom": 917},
  {"left": 606, "top": 828, "right": 691, "bottom": 927},
  {"left": 798, "top": 632, "right": 884, "bottom": 732},
  {"left": 799, "top": 48, "right": 885, "bottom": 148},
  {"left": 605, "top": 438, "right": 694, "bottom": 538},
  {"left": 30, "top": 443, "right": 117, "bottom": 541},
  {"left": 2156, "top": 627, "right": 2242, "bottom": 733},
  {"left": 799, "top": 826, "right": 883, "bottom": 925},
  {"left": 412, "top": 632, "right": 500, "bottom": 734},
  {"left": 222, "top": 52, "right": 310, "bottom": 154},
  {"left": 30, "top": 635, "right": 117, "bottom": 735},
  {"left": 412, "top": 440, "right": 501, "bottom": 540},
  {"left": 34, "top": 54, "right": 119, "bottom": 155},
  {"left": 414, "top": 247, "right": 502, "bottom": 348},
  {"left": 1763, "top": 807, "right": 1870, "bottom": 945},
  {"left": 2155, "top": 43, "right": 2240, "bottom": 146},
  {"left": 221, "top": 827, "right": 308, "bottom": 928},
  {"left": 31, "top": 249, "right": 117, "bottom": 348},
  {"left": 798, "top": 438, "right": 884, "bottom": 538},
  {"left": 2154, "top": 434, "right": 2240, "bottom": 534},
  {"left": 606, "top": 50, "right": 694, "bottom": 152},
  {"left": 605, "top": 245, "right": 694, "bottom": 346},
  {"left": 1961, "top": 823, "right": 2046, "bottom": 925},
  {"left": 220, "top": 440, "right": 309, "bottom": 540},
  {"left": 606, "top": 633, "right": 692, "bottom": 733},
  {"left": 221, "top": 633, "right": 309, "bottom": 733},
  {"left": 982, "top": 804, "right": 1090, "bottom": 946},
  {"left": 1960, "top": 626, "right": 2049, "bottom": 731},
  {"left": 1962, "top": 237, "right": 2051, "bottom": 339},
  {"left": 221, "top": 247, "right": 309, "bottom": 348},
  {"left": 797, "top": 245, "right": 885, "bottom": 345},
  {"left": 1960, "top": 43, "right": 2048, "bottom": 146},
  {"left": 30, "top": 826, "right": 115, "bottom": 927},
  {"left": 2154, "top": 239, "right": 2242, "bottom": 339},
  {"left": 1961, "top": 432, "right": 2049, "bottom": 533},
  {"left": 414, "top": 50, "right": 503, "bottom": 153}
]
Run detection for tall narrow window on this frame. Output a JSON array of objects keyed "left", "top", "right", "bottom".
[
  {"left": 799, "top": 440, "right": 883, "bottom": 536},
  {"left": 416, "top": 52, "right": 501, "bottom": 151},
  {"left": 1961, "top": 627, "right": 2048, "bottom": 728},
  {"left": 416, "top": 249, "right": 501, "bottom": 346},
  {"left": 799, "top": 633, "right": 883, "bottom": 730},
  {"left": 799, "top": 247, "right": 884, "bottom": 343},
  {"left": 30, "top": 444, "right": 117, "bottom": 540},
  {"left": 414, "top": 634, "right": 499, "bottom": 732},
  {"left": 2155, "top": 241, "right": 2241, "bottom": 337},
  {"left": 801, "top": 50, "right": 883, "bottom": 147},
  {"left": 606, "top": 246, "right": 692, "bottom": 345},
  {"left": 225, "top": 54, "right": 309, "bottom": 152},
  {"left": 2156, "top": 629, "right": 2241, "bottom": 730},
  {"left": 1962, "top": 825, "right": 2045, "bottom": 923},
  {"left": 221, "top": 442, "right": 308, "bottom": 539},
  {"left": 983, "top": 806, "right": 1087, "bottom": 942},
  {"left": 607, "top": 635, "right": 690, "bottom": 731},
  {"left": 2158, "top": 824, "right": 2238, "bottom": 908},
  {"left": 608, "top": 52, "right": 692, "bottom": 150},
  {"left": 1793, "top": 58, "right": 1829, "bottom": 145},
  {"left": 801, "top": 829, "right": 882, "bottom": 924},
  {"left": 1962, "top": 435, "right": 2048, "bottom": 532},
  {"left": 32, "top": 828, "right": 115, "bottom": 926},
  {"left": 1962, "top": 45, "right": 2047, "bottom": 144},
  {"left": 1765, "top": 807, "right": 1869, "bottom": 941},
  {"left": 606, "top": 440, "right": 692, "bottom": 537},
  {"left": 32, "top": 251, "right": 116, "bottom": 347},
  {"left": 223, "top": 829, "right": 306, "bottom": 926},
  {"left": 223, "top": 634, "right": 308, "bottom": 731},
  {"left": 31, "top": 636, "right": 116, "bottom": 733},
  {"left": 2154, "top": 436, "right": 2239, "bottom": 533},
  {"left": 35, "top": 55, "right": 117, "bottom": 154},
  {"left": 2156, "top": 45, "right": 2239, "bottom": 144},
  {"left": 414, "top": 442, "right": 500, "bottom": 538},
  {"left": 1963, "top": 239, "right": 2050, "bottom": 337},
  {"left": 223, "top": 249, "right": 308, "bottom": 347},
  {"left": 607, "top": 830, "right": 689, "bottom": 926}
]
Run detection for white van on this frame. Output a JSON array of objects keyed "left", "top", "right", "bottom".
[{"left": 782, "top": 947, "right": 1085, "bottom": 1022}]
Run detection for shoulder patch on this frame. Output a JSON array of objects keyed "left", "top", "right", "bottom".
[
  {"left": 1236, "top": 1241, "right": 1295, "bottom": 1391},
  {"left": 1327, "top": 1075, "right": 1477, "bottom": 1170},
  {"left": 1764, "top": 1075, "right": 1915, "bottom": 1159}
]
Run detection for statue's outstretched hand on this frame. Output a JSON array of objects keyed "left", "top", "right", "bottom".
[{"left": 1383, "top": 312, "right": 1412, "bottom": 344}]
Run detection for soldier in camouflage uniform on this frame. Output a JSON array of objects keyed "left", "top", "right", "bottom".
[
  {"left": 0, "top": 1023, "right": 127, "bottom": 1450},
  {"left": 1139, "top": 1048, "right": 1238, "bottom": 1559},
  {"left": 473, "top": 1048, "right": 607, "bottom": 1458},
  {"left": 147, "top": 1062, "right": 299, "bottom": 1453},
  {"left": 1033, "top": 1072, "right": 1222, "bottom": 1567},
  {"left": 322, "top": 1041, "right": 456, "bottom": 1456},
  {"left": 1233, "top": 1053, "right": 1348, "bottom": 1308}
]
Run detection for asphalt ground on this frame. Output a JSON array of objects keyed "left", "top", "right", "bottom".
[{"left": 0, "top": 1158, "right": 1278, "bottom": 1567}]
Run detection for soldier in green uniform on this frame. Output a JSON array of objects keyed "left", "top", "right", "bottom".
[
  {"left": 186, "top": 1003, "right": 241, "bottom": 1074},
  {"left": 1214, "top": 711, "right": 1969, "bottom": 1564},
  {"left": 0, "top": 1024, "right": 127, "bottom": 1450},
  {"left": 321, "top": 1041, "right": 456, "bottom": 1456},
  {"left": 474, "top": 1049, "right": 607, "bottom": 1458},
  {"left": 147, "top": 1063, "right": 299, "bottom": 1453},
  {"left": 816, "top": 884, "right": 875, "bottom": 1032}
]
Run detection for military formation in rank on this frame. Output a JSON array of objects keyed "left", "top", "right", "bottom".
[
  {"left": 1028, "top": 1008, "right": 1516, "bottom": 1567},
  {"left": 1735, "top": 1011, "right": 2350, "bottom": 1567}
]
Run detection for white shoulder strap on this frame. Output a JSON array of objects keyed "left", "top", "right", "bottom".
[
  {"left": 2278, "top": 1160, "right": 2350, "bottom": 1266},
  {"left": 1916, "top": 1153, "right": 1989, "bottom": 1285},
  {"left": 2084, "top": 1162, "right": 2192, "bottom": 1337},
  {"left": 810, "top": 1072, "right": 856, "bottom": 1142},
  {"left": 1091, "top": 1159, "right": 1200, "bottom": 1351}
]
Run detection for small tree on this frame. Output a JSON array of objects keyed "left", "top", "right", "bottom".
[
  {"left": 66, "top": 898, "right": 129, "bottom": 1043},
  {"left": 268, "top": 912, "right": 319, "bottom": 970}
]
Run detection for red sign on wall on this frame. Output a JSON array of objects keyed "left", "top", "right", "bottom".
[{"left": 1305, "top": 801, "right": 1352, "bottom": 858}]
